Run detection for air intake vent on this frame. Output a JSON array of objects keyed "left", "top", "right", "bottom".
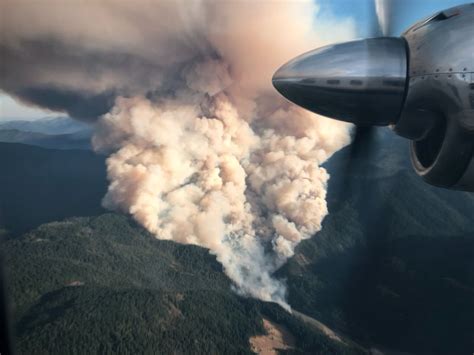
[{"left": 412, "top": 9, "right": 459, "bottom": 32}]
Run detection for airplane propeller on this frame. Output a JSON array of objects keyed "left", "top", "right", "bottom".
[
  {"left": 273, "top": 2, "right": 474, "bottom": 192},
  {"left": 347, "top": 0, "right": 396, "bottom": 165}
]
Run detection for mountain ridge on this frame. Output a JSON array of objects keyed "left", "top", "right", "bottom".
[
  {"left": 3, "top": 213, "right": 364, "bottom": 354},
  {"left": 1, "top": 129, "right": 473, "bottom": 354}
]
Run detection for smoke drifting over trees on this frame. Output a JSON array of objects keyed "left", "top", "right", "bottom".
[{"left": 1, "top": 0, "right": 356, "bottom": 308}]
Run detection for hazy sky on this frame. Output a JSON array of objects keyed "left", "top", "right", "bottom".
[
  {"left": 0, "top": 95, "right": 58, "bottom": 121},
  {"left": 0, "top": 0, "right": 468, "bottom": 121}
]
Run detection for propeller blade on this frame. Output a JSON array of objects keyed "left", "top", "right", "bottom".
[
  {"left": 375, "top": 0, "right": 391, "bottom": 36},
  {"left": 341, "top": 0, "right": 398, "bottom": 185}
]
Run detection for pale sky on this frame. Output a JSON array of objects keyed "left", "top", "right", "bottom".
[{"left": 0, "top": 95, "right": 58, "bottom": 121}]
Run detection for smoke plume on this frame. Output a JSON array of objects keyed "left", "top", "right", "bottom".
[{"left": 2, "top": 0, "right": 355, "bottom": 308}]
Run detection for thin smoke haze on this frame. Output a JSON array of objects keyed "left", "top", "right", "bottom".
[{"left": 1, "top": 0, "right": 356, "bottom": 309}]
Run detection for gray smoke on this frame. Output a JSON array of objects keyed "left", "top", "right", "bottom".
[{"left": 1, "top": 0, "right": 356, "bottom": 309}]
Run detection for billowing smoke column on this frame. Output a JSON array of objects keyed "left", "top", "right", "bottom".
[{"left": 1, "top": 0, "right": 355, "bottom": 309}]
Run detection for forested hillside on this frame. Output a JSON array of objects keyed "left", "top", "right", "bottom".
[
  {"left": 0, "top": 142, "right": 106, "bottom": 235},
  {"left": 3, "top": 214, "right": 363, "bottom": 354},
  {"left": 281, "top": 129, "right": 474, "bottom": 354}
]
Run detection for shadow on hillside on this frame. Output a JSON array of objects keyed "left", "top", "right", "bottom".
[{"left": 0, "top": 143, "right": 107, "bottom": 235}]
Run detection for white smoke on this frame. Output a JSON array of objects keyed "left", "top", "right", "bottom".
[{"left": 2, "top": 0, "right": 356, "bottom": 309}]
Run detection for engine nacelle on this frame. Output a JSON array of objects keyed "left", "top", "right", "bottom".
[
  {"left": 394, "top": 4, "right": 474, "bottom": 190},
  {"left": 273, "top": 4, "right": 474, "bottom": 191}
]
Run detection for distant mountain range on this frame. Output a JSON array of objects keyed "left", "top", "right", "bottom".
[
  {"left": 0, "top": 117, "right": 92, "bottom": 150},
  {"left": 0, "top": 129, "right": 91, "bottom": 150},
  {"left": 0, "top": 116, "right": 90, "bottom": 135},
  {"left": 1, "top": 128, "right": 473, "bottom": 354}
]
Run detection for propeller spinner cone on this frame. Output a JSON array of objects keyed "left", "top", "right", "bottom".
[{"left": 272, "top": 37, "right": 408, "bottom": 126}]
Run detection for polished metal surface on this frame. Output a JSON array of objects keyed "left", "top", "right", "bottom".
[
  {"left": 396, "top": 4, "right": 474, "bottom": 190},
  {"left": 402, "top": 3, "right": 474, "bottom": 76},
  {"left": 272, "top": 37, "right": 407, "bottom": 126},
  {"left": 396, "top": 72, "right": 474, "bottom": 189}
]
